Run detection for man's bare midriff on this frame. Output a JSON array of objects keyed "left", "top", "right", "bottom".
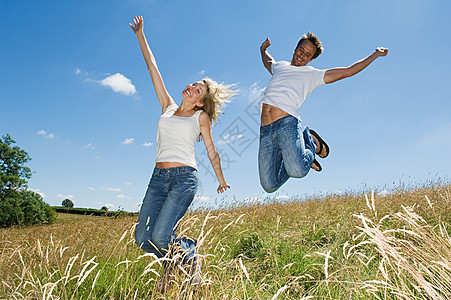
[{"left": 260, "top": 103, "right": 290, "bottom": 126}]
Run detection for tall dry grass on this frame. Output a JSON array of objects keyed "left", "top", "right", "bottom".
[{"left": 0, "top": 181, "right": 449, "bottom": 299}]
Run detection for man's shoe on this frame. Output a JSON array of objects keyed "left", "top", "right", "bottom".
[
  {"left": 309, "top": 129, "right": 330, "bottom": 158},
  {"left": 311, "top": 159, "right": 322, "bottom": 172}
]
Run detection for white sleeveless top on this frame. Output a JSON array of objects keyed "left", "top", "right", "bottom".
[{"left": 155, "top": 104, "right": 202, "bottom": 170}]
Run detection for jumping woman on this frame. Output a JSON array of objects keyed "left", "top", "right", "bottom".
[{"left": 130, "top": 16, "right": 236, "bottom": 289}]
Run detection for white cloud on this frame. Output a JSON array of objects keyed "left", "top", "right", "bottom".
[
  {"left": 274, "top": 195, "right": 291, "bottom": 201},
  {"left": 56, "top": 194, "right": 74, "bottom": 199},
  {"left": 37, "top": 130, "right": 55, "bottom": 139},
  {"left": 122, "top": 138, "right": 135, "bottom": 145},
  {"left": 244, "top": 197, "right": 261, "bottom": 205},
  {"left": 142, "top": 142, "right": 153, "bottom": 147},
  {"left": 117, "top": 194, "right": 132, "bottom": 200},
  {"left": 83, "top": 143, "right": 96, "bottom": 149},
  {"left": 104, "top": 203, "right": 115, "bottom": 209},
  {"left": 194, "top": 195, "right": 210, "bottom": 201},
  {"left": 104, "top": 187, "right": 122, "bottom": 192},
  {"left": 88, "top": 187, "right": 96, "bottom": 191},
  {"left": 29, "top": 188, "right": 47, "bottom": 198},
  {"left": 247, "top": 82, "right": 265, "bottom": 103},
  {"left": 75, "top": 67, "right": 90, "bottom": 76},
  {"left": 124, "top": 181, "right": 132, "bottom": 186},
  {"left": 199, "top": 70, "right": 206, "bottom": 76},
  {"left": 218, "top": 133, "right": 244, "bottom": 144},
  {"left": 100, "top": 73, "right": 136, "bottom": 96}
]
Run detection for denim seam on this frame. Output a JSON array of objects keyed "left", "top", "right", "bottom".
[{"left": 167, "top": 176, "right": 196, "bottom": 243}]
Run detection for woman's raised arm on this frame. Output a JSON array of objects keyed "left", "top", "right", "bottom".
[{"left": 130, "top": 16, "right": 175, "bottom": 112}]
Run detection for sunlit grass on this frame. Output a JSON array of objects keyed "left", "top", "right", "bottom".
[{"left": 1, "top": 181, "right": 449, "bottom": 299}]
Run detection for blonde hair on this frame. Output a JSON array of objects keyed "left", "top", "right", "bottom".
[{"left": 197, "top": 77, "right": 237, "bottom": 124}]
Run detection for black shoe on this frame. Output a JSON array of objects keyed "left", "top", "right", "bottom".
[
  {"left": 309, "top": 129, "right": 330, "bottom": 158},
  {"left": 311, "top": 159, "right": 322, "bottom": 172}
]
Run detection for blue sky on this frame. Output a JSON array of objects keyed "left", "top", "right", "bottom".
[{"left": 1, "top": 0, "right": 450, "bottom": 212}]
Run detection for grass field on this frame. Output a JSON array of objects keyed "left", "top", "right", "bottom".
[{"left": 1, "top": 181, "right": 450, "bottom": 299}]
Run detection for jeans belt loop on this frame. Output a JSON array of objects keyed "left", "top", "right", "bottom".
[{"left": 177, "top": 166, "right": 185, "bottom": 174}]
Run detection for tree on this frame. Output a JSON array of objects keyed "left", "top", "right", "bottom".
[
  {"left": 0, "top": 134, "right": 56, "bottom": 228},
  {"left": 0, "top": 134, "right": 32, "bottom": 201},
  {"left": 62, "top": 198, "right": 74, "bottom": 208}
]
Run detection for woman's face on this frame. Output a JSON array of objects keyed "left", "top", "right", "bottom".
[{"left": 182, "top": 81, "right": 207, "bottom": 107}]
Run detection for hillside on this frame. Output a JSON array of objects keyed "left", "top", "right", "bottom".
[{"left": 1, "top": 182, "right": 450, "bottom": 299}]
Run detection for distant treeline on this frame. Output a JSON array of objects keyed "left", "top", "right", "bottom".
[{"left": 53, "top": 206, "right": 138, "bottom": 217}]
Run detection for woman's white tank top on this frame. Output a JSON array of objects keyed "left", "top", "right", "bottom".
[{"left": 155, "top": 104, "right": 202, "bottom": 170}]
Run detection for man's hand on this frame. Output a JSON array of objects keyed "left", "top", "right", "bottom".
[
  {"left": 260, "top": 37, "right": 274, "bottom": 74},
  {"left": 375, "top": 47, "right": 389, "bottom": 57},
  {"left": 260, "top": 37, "right": 271, "bottom": 52},
  {"left": 324, "top": 46, "right": 389, "bottom": 84}
]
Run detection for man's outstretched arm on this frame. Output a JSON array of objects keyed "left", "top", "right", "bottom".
[
  {"left": 260, "top": 37, "right": 275, "bottom": 75},
  {"left": 323, "top": 47, "right": 388, "bottom": 84}
]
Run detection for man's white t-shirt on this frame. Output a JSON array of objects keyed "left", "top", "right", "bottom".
[{"left": 259, "top": 61, "right": 326, "bottom": 120}]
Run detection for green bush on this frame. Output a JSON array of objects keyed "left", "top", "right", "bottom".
[
  {"left": 0, "top": 196, "right": 24, "bottom": 228},
  {"left": 0, "top": 190, "right": 56, "bottom": 227},
  {"left": 53, "top": 206, "right": 137, "bottom": 217},
  {"left": 0, "top": 134, "right": 56, "bottom": 228},
  {"left": 44, "top": 203, "right": 57, "bottom": 224},
  {"left": 62, "top": 198, "right": 74, "bottom": 208},
  {"left": 21, "top": 190, "right": 56, "bottom": 226}
]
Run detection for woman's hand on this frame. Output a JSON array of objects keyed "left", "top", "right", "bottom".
[
  {"left": 129, "top": 15, "right": 175, "bottom": 111},
  {"left": 217, "top": 182, "right": 230, "bottom": 194},
  {"left": 129, "top": 16, "right": 143, "bottom": 35}
]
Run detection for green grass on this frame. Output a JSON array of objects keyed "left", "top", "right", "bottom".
[
  {"left": 1, "top": 181, "right": 450, "bottom": 299},
  {"left": 54, "top": 212, "right": 109, "bottom": 223}
]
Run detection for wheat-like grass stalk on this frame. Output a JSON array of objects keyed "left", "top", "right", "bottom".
[
  {"left": 1, "top": 182, "right": 450, "bottom": 299},
  {"left": 349, "top": 193, "right": 451, "bottom": 299}
]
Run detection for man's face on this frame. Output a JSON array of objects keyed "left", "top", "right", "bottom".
[{"left": 291, "top": 40, "right": 317, "bottom": 66}]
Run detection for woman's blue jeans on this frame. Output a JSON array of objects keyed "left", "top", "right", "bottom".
[
  {"left": 135, "top": 166, "right": 198, "bottom": 263},
  {"left": 258, "top": 115, "right": 317, "bottom": 193}
]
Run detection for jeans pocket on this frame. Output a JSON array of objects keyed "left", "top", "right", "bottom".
[{"left": 181, "top": 167, "right": 196, "bottom": 176}]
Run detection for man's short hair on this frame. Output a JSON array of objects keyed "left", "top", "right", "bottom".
[{"left": 296, "top": 32, "right": 323, "bottom": 60}]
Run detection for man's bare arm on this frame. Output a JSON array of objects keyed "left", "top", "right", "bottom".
[
  {"left": 260, "top": 37, "right": 275, "bottom": 75},
  {"left": 323, "top": 47, "right": 388, "bottom": 84}
]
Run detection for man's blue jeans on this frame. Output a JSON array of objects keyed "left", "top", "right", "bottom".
[
  {"left": 135, "top": 166, "right": 198, "bottom": 262},
  {"left": 258, "top": 115, "right": 317, "bottom": 193}
]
